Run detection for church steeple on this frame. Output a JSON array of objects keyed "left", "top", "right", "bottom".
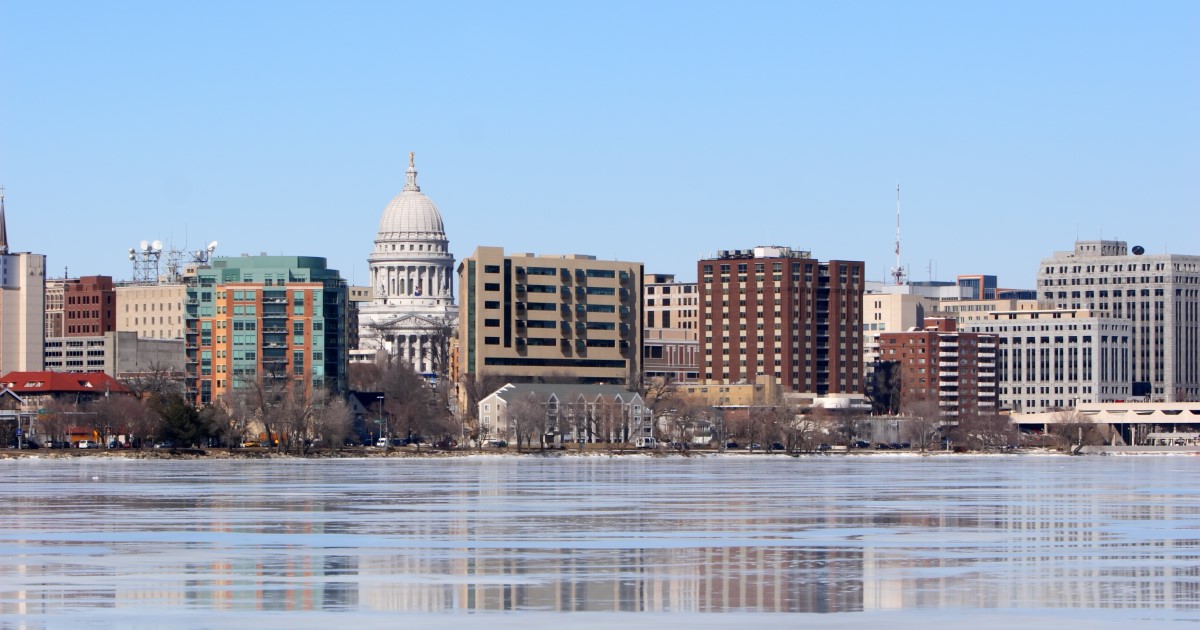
[
  {"left": 403, "top": 152, "right": 421, "bottom": 192},
  {"left": 0, "top": 186, "right": 9, "bottom": 255}
]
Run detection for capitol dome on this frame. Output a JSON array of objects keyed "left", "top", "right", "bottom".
[{"left": 376, "top": 154, "right": 446, "bottom": 239}]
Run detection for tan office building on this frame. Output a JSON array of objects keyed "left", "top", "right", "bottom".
[
  {"left": 116, "top": 283, "right": 188, "bottom": 340},
  {"left": 457, "top": 246, "right": 642, "bottom": 384}
]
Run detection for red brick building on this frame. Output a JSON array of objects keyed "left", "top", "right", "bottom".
[
  {"left": 63, "top": 275, "right": 116, "bottom": 336},
  {"left": 878, "top": 317, "right": 998, "bottom": 418},
  {"left": 698, "top": 246, "right": 864, "bottom": 394}
]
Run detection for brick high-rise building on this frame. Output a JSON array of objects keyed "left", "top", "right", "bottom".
[
  {"left": 62, "top": 275, "right": 115, "bottom": 336},
  {"left": 698, "top": 246, "right": 864, "bottom": 394},
  {"left": 878, "top": 317, "right": 998, "bottom": 418}
]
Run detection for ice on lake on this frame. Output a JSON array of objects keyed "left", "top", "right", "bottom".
[{"left": 1, "top": 454, "right": 1197, "bottom": 628}]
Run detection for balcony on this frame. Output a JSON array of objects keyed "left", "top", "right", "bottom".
[
  {"left": 939, "top": 352, "right": 958, "bottom": 358},
  {"left": 979, "top": 400, "right": 996, "bottom": 407},
  {"left": 979, "top": 361, "right": 995, "bottom": 368},
  {"left": 979, "top": 342, "right": 996, "bottom": 349},
  {"left": 939, "top": 361, "right": 958, "bottom": 368},
  {"left": 979, "top": 371, "right": 996, "bottom": 379},
  {"left": 939, "top": 390, "right": 957, "bottom": 398},
  {"left": 938, "top": 371, "right": 958, "bottom": 377},
  {"left": 939, "top": 400, "right": 957, "bottom": 407}
]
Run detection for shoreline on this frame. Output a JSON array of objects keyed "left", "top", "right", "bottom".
[{"left": 2, "top": 446, "right": 1195, "bottom": 460}]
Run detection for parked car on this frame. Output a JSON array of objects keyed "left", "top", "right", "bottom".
[
  {"left": 154, "top": 441, "right": 176, "bottom": 449},
  {"left": 634, "top": 437, "right": 657, "bottom": 449},
  {"left": 77, "top": 440, "right": 95, "bottom": 449},
  {"left": 817, "top": 443, "right": 832, "bottom": 452},
  {"left": 724, "top": 441, "right": 739, "bottom": 449},
  {"left": 851, "top": 440, "right": 871, "bottom": 449}
]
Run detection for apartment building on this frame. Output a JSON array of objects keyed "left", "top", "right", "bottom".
[
  {"left": 643, "top": 273, "right": 699, "bottom": 383},
  {"left": 1037, "top": 240, "right": 1200, "bottom": 401},
  {"left": 457, "top": 246, "right": 642, "bottom": 384},
  {"left": 965, "top": 309, "right": 1132, "bottom": 413},
  {"left": 862, "top": 292, "right": 927, "bottom": 370},
  {"left": 184, "top": 256, "right": 349, "bottom": 406},
  {"left": 698, "top": 246, "right": 864, "bottom": 395},
  {"left": 878, "top": 317, "right": 998, "bottom": 418}
]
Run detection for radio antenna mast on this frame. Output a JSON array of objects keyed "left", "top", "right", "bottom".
[{"left": 889, "top": 183, "right": 907, "bottom": 285}]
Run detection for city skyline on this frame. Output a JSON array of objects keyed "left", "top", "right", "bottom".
[{"left": 3, "top": 2, "right": 1197, "bottom": 288}]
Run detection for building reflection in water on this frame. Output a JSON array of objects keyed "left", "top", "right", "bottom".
[{"left": 0, "top": 458, "right": 1198, "bottom": 615}]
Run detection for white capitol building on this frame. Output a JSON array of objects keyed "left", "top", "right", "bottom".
[{"left": 354, "top": 153, "right": 458, "bottom": 376}]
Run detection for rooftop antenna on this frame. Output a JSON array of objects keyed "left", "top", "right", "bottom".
[{"left": 889, "top": 183, "right": 907, "bottom": 285}]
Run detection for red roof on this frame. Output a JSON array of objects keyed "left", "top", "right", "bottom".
[{"left": 0, "top": 371, "right": 131, "bottom": 395}]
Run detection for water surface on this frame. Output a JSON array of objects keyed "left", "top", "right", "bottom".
[{"left": 1, "top": 454, "right": 1197, "bottom": 628}]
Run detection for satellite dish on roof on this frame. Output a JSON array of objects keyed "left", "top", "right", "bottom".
[
  {"left": 1132, "top": 245, "right": 1145, "bottom": 255},
  {"left": 207, "top": 240, "right": 218, "bottom": 252},
  {"left": 151, "top": 240, "right": 163, "bottom": 252},
  {"left": 140, "top": 240, "right": 150, "bottom": 252}
]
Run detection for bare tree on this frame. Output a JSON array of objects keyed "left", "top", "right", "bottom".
[
  {"left": 954, "top": 413, "right": 1017, "bottom": 451},
  {"left": 507, "top": 395, "right": 545, "bottom": 453},
  {"left": 121, "top": 361, "right": 186, "bottom": 401},
  {"left": 458, "top": 372, "right": 508, "bottom": 449},
  {"left": 355, "top": 358, "right": 449, "bottom": 450},
  {"left": 784, "top": 405, "right": 822, "bottom": 453},
  {"left": 641, "top": 375, "right": 677, "bottom": 418},
  {"left": 314, "top": 391, "right": 355, "bottom": 452},
  {"left": 91, "top": 394, "right": 153, "bottom": 447},
  {"left": 1049, "top": 410, "right": 1105, "bottom": 451},
  {"left": 902, "top": 396, "right": 944, "bottom": 452}
]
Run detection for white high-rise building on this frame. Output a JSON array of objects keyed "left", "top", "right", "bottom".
[
  {"left": 1037, "top": 240, "right": 1200, "bottom": 402},
  {"left": 965, "top": 309, "right": 1132, "bottom": 413},
  {"left": 355, "top": 153, "right": 458, "bottom": 377},
  {"left": 0, "top": 190, "right": 47, "bottom": 373}
]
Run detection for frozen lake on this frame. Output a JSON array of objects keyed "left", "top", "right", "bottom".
[{"left": 1, "top": 454, "right": 1198, "bottom": 629}]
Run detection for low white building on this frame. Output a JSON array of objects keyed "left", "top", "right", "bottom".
[{"left": 478, "top": 383, "right": 652, "bottom": 445}]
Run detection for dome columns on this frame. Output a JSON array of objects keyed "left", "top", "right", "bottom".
[{"left": 372, "top": 263, "right": 454, "bottom": 301}]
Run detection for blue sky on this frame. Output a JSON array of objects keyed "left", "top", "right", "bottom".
[{"left": 3, "top": 1, "right": 1197, "bottom": 289}]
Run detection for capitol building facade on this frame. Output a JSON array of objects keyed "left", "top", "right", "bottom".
[{"left": 354, "top": 153, "right": 458, "bottom": 378}]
